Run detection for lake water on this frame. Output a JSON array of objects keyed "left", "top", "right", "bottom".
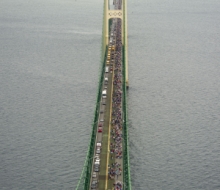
[{"left": 0, "top": 0, "right": 220, "bottom": 189}]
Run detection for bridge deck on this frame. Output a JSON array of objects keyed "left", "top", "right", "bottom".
[
  {"left": 75, "top": 0, "right": 131, "bottom": 189},
  {"left": 90, "top": 17, "right": 124, "bottom": 190}
]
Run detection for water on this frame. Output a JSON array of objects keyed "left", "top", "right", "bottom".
[
  {"left": 128, "top": 0, "right": 220, "bottom": 189},
  {"left": 0, "top": 0, "right": 220, "bottom": 189}
]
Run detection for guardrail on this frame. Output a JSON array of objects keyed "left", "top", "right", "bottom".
[
  {"left": 75, "top": 46, "right": 107, "bottom": 190},
  {"left": 122, "top": 45, "right": 132, "bottom": 190}
]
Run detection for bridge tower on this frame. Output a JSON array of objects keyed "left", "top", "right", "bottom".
[{"left": 102, "top": 0, "right": 129, "bottom": 87}]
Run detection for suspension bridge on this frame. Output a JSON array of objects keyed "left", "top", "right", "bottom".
[{"left": 76, "top": 0, "right": 131, "bottom": 189}]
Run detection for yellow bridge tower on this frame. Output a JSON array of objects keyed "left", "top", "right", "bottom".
[{"left": 102, "top": 0, "right": 129, "bottom": 87}]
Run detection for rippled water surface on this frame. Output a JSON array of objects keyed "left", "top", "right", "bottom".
[{"left": 1, "top": 0, "right": 220, "bottom": 189}]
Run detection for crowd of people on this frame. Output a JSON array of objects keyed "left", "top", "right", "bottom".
[
  {"left": 103, "top": 0, "right": 126, "bottom": 189},
  {"left": 108, "top": 1, "right": 124, "bottom": 189},
  {"left": 108, "top": 162, "right": 122, "bottom": 180},
  {"left": 113, "top": 181, "right": 123, "bottom": 190}
]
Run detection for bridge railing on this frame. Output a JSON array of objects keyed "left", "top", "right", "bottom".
[
  {"left": 75, "top": 45, "right": 107, "bottom": 190},
  {"left": 76, "top": 2, "right": 109, "bottom": 188},
  {"left": 122, "top": 44, "right": 132, "bottom": 189}
]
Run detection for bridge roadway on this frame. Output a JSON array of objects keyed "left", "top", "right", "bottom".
[{"left": 90, "top": 18, "right": 124, "bottom": 189}]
